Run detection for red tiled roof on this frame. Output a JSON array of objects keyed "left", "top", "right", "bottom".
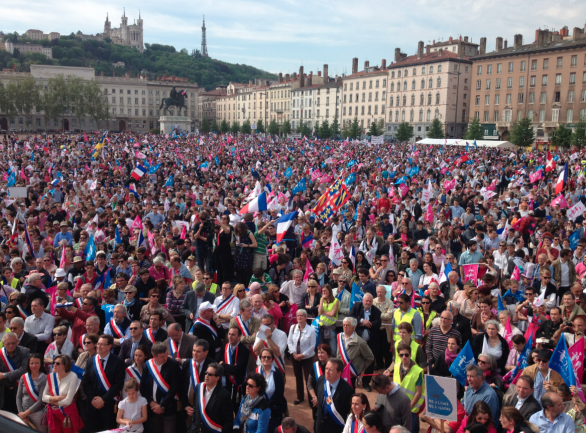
[
  {"left": 342, "top": 68, "right": 386, "bottom": 79},
  {"left": 388, "top": 51, "right": 472, "bottom": 68}
]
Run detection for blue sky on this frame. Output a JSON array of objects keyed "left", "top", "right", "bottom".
[{"left": 4, "top": 0, "right": 586, "bottom": 76}]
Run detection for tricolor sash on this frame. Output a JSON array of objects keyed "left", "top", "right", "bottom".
[
  {"left": 216, "top": 294, "right": 235, "bottom": 314},
  {"left": 168, "top": 339, "right": 178, "bottom": 359},
  {"left": 146, "top": 359, "right": 170, "bottom": 397},
  {"left": 17, "top": 305, "right": 30, "bottom": 319},
  {"left": 93, "top": 355, "right": 112, "bottom": 393},
  {"left": 0, "top": 347, "right": 16, "bottom": 372},
  {"left": 263, "top": 341, "right": 285, "bottom": 374},
  {"left": 79, "top": 333, "right": 87, "bottom": 349},
  {"left": 324, "top": 380, "right": 345, "bottom": 426},
  {"left": 144, "top": 328, "right": 156, "bottom": 343},
  {"left": 22, "top": 373, "right": 40, "bottom": 402},
  {"left": 350, "top": 417, "right": 363, "bottom": 433},
  {"left": 189, "top": 359, "right": 202, "bottom": 392},
  {"left": 75, "top": 298, "right": 83, "bottom": 308},
  {"left": 193, "top": 319, "right": 218, "bottom": 340},
  {"left": 337, "top": 333, "right": 358, "bottom": 377},
  {"left": 126, "top": 364, "right": 142, "bottom": 381},
  {"left": 47, "top": 372, "right": 60, "bottom": 396},
  {"left": 196, "top": 383, "right": 222, "bottom": 433},
  {"left": 313, "top": 361, "right": 323, "bottom": 381},
  {"left": 224, "top": 344, "right": 239, "bottom": 385},
  {"left": 234, "top": 315, "right": 251, "bottom": 337},
  {"left": 110, "top": 319, "right": 124, "bottom": 338}
]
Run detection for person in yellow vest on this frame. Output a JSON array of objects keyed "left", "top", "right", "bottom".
[
  {"left": 193, "top": 271, "right": 218, "bottom": 295},
  {"left": 0, "top": 312, "right": 10, "bottom": 349},
  {"left": 395, "top": 342, "right": 425, "bottom": 433},
  {"left": 417, "top": 295, "right": 437, "bottom": 347},
  {"left": 391, "top": 293, "right": 423, "bottom": 345},
  {"left": 384, "top": 322, "right": 426, "bottom": 381}
]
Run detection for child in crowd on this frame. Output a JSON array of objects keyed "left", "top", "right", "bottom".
[{"left": 116, "top": 378, "right": 148, "bottom": 432}]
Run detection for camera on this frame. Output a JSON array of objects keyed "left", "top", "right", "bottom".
[{"left": 565, "top": 321, "right": 572, "bottom": 327}]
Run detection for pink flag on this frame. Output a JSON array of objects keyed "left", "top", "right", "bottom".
[
  {"left": 551, "top": 194, "right": 568, "bottom": 208},
  {"left": 147, "top": 230, "right": 157, "bottom": 255},
  {"left": 180, "top": 225, "right": 186, "bottom": 240},
  {"left": 341, "top": 364, "right": 353, "bottom": 387},
  {"left": 569, "top": 337, "right": 585, "bottom": 384},
  {"left": 529, "top": 170, "right": 543, "bottom": 183},
  {"left": 504, "top": 317, "right": 514, "bottom": 349},
  {"left": 303, "top": 259, "right": 314, "bottom": 283},
  {"left": 462, "top": 264, "right": 479, "bottom": 283},
  {"left": 511, "top": 266, "right": 521, "bottom": 282},
  {"left": 444, "top": 179, "right": 456, "bottom": 192},
  {"left": 20, "top": 167, "right": 26, "bottom": 180},
  {"left": 311, "top": 169, "right": 322, "bottom": 182},
  {"left": 131, "top": 215, "right": 143, "bottom": 231},
  {"left": 486, "top": 179, "right": 498, "bottom": 192},
  {"left": 425, "top": 203, "right": 434, "bottom": 223},
  {"left": 398, "top": 183, "right": 409, "bottom": 197},
  {"left": 2, "top": 173, "right": 7, "bottom": 181},
  {"left": 440, "top": 167, "right": 448, "bottom": 175}
]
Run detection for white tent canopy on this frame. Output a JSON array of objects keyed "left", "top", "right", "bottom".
[{"left": 415, "top": 138, "right": 517, "bottom": 149}]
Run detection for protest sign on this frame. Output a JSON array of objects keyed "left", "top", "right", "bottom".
[{"left": 425, "top": 375, "right": 458, "bottom": 422}]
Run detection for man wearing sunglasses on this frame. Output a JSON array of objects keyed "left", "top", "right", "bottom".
[
  {"left": 119, "top": 320, "right": 152, "bottom": 366},
  {"left": 520, "top": 349, "right": 564, "bottom": 403},
  {"left": 190, "top": 362, "right": 234, "bottom": 433},
  {"left": 56, "top": 292, "right": 99, "bottom": 352}
]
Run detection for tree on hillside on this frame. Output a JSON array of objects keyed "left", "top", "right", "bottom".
[
  {"left": 200, "top": 117, "right": 210, "bottom": 134},
  {"left": 550, "top": 124, "right": 572, "bottom": 148},
  {"left": 230, "top": 121, "right": 240, "bottom": 135},
  {"left": 256, "top": 119, "right": 265, "bottom": 133},
  {"left": 395, "top": 122, "right": 414, "bottom": 143},
  {"left": 281, "top": 120, "right": 292, "bottom": 135},
  {"left": 220, "top": 119, "right": 230, "bottom": 133},
  {"left": 464, "top": 116, "right": 484, "bottom": 140},
  {"left": 509, "top": 117, "right": 535, "bottom": 148},
  {"left": 210, "top": 119, "right": 219, "bottom": 133},
  {"left": 267, "top": 119, "right": 279, "bottom": 136},
  {"left": 572, "top": 116, "right": 586, "bottom": 148},
  {"left": 241, "top": 119, "right": 252, "bottom": 135},
  {"left": 427, "top": 118, "right": 444, "bottom": 139}
]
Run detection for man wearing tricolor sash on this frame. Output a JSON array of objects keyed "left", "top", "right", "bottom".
[
  {"left": 213, "top": 282, "right": 240, "bottom": 329},
  {"left": 315, "top": 359, "right": 353, "bottom": 433},
  {"left": 192, "top": 302, "right": 225, "bottom": 355},
  {"left": 229, "top": 299, "right": 261, "bottom": 373},
  {"left": 0, "top": 332, "right": 30, "bottom": 413},
  {"left": 217, "top": 326, "right": 249, "bottom": 412},
  {"left": 189, "top": 362, "right": 234, "bottom": 433},
  {"left": 81, "top": 334, "right": 125, "bottom": 431},
  {"left": 275, "top": 417, "right": 312, "bottom": 433},
  {"left": 180, "top": 339, "right": 215, "bottom": 426},
  {"left": 336, "top": 317, "right": 374, "bottom": 389},
  {"left": 166, "top": 323, "right": 197, "bottom": 361},
  {"left": 140, "top": 341, "right": 181, "bottom": 433},
  {"left": 253, "top": 314, "right": 287, "bottom": 375},
  {"left": 103, "top": 304, "right": 132, "bottom": 355}
]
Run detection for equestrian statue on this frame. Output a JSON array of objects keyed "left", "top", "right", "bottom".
[{"left": 159, "top": 86, "right": 188, "bottom": 116}]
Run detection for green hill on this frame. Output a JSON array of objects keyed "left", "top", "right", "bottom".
[{"left": 0, "top": 32, "right": 276, "bottom": 90}]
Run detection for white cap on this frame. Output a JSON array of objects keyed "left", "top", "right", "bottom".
[
  {"left": 55, "top": 268, "right": 67, "bottom": 278},
  {"left": 199, "top": 301, "right": 216, "bottom": 312}
]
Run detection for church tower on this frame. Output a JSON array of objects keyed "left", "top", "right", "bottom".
[
  {"left": 104, "top": 13, "right": 111, "bottom": 36},
  {"left": 136, "top": 10, "right": 144, "bottom": 53},
  {"left": 201, "top": 16, "right": 208, "bottom": 57},
  {"left": 121, "top": 8, "right": 128, "bottom": 42}
]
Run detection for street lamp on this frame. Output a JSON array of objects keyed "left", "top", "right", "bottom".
[{"left": 447, "top": 56, "right": 461, "bottom": 139}]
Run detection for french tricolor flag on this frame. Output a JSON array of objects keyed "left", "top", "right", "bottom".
[
  {"left": 275, "top": 211, "right": 297, "bottom": 244},
  {"left": 555, "top": 162, "right": 568, "bottom": 194},
  {"left": 131, "top": 165, "right": 147, "bottom": 181},
  {"left": 129, "top": 183, "right": 140, "bottom": 199},
  {"left": 239, "top": 192, "right": 267, "bottom": 215}
]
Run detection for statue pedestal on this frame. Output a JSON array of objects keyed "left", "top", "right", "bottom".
[{"left": 159, "top": 116, "right": 192, "bottom": 134}]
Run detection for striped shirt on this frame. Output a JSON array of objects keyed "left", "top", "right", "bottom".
[
  {"left": 425, "top": 326, "right": 462, "bottom": 364},
  {"left": 254, "top": 231, "right": 267, "bottom": 255},
  {"left": 165, "top": 291, "right": 186, "bottom": 317}
]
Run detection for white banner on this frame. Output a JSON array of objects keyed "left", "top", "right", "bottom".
[
  {"left": 371, "top": 135, "right": 384, "bottom": 145},
  {"left": 568, "top": 201, "right": 586, "bottom": 221},
  {"left": 421, "top": 189, "right": 434, "bottom": 203},
  {"left": 425, "top": 375, "right": 458, "bottom": 422}
]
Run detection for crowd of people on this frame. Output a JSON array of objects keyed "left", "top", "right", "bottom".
[{"left": 0, "top": 130, "right": 586, "bottom": 433}]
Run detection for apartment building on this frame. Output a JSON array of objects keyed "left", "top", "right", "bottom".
[
  {"left": 385, "top": 38, "right": 474, "bottom": 140},
  {"left": 471, "top": 25, "right": 586, "bottom": 144},
  {"left": 199, "top": 87, "right": 227, "bottom": 122}
]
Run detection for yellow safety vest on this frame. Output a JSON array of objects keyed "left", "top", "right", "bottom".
[
  {"left": 418, "top": 309, "right": 437, "bottom": 331},
  {"left": 398, "top": 363, "right": 425, "bottom": 413},
  {"left": 393, "top": 339, "right": 420, "bottom": 380},
  {"left": 193, "top": 281, "right": 218, "bottom": 295},
  {"left": 318, "top": 299, "right": 340, "bottom": 326},
  {"left": 393, "top": 308, "right": 416, "bottom": 342}
]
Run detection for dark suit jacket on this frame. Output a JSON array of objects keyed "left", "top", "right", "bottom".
[
  {"left": 180, "top": 356, "right": 215, "bottom": 409},
  {"left": 81, "top": 353, "right": 125, "bottom": 408},
  {"left": 140, "top": 357, "right": 181, "bottom": 415},
  {"left": 146, "top": 327, "right": 168, "bottom": 343},
  {"left": 349, "top": 303, "right": 382, "bottom": 346},
  {"left": 452, "top": 312, "right": 472, "bottom": 347},
  {"left": 192, "top": 320, "right": 225, "bottom": 355},
  {"left": 182, "top": 291, "right": 216, "bottom": 331},
  {"left": 316, "top": 376, "right": 353, "bottom": 433},
  {"left": 508, "top": 394, "right": 541, "bottom": 420},
  {"left": 189, "top": 383, "right": 234, "bottom": 433},
  {"left": 119, "top": 336, "right": 153, "bottom": 366},
  {"left": 19, "top": 331, "right": 38, "bottom": 354},
  {"left": 439, "top": 280, "right": 464, "bottom": 299},
  {"left": 274, "top": 426, "right": 311, "bottom": 433},
  {"left": 215, "top": 342, "right": 249, "bottom": 386},
  {"left": 166, "top": 332, "right": 197, "bottom": 360}
]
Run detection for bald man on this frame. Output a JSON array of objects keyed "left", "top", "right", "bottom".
[
  {"left": 350, "top": 293, "right": 381, "bottom": 391},
  {"left": 251, "top": 294, "right": 268, "bottom": 319}
]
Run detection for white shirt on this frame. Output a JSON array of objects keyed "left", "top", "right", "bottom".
[
  {"left": 560, "top": 260, "right": 570, "bottom": 287},
  {"left": 118, "top": 396, "right": 148, "bottom": 432},
  {"left": 254, "top": 327, "right": 288, "bottom": 368},
  {"left": 213, "top": 295, "right": 240, "bottom": 329},
  {"left": 25, "top": 312, "right": 55, "bottom": 343},
  {"left": 204, "top": 384, "right": 216, "bottom": 407},
  {"left": 287, "top": 323, "right": 316, "bottom": 359}
]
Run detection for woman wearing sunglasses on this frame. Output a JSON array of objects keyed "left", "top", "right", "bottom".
[
  {"left": 44, "top": 325, "right": 74, "bottom": 373},
  {"left": 256, "top": 348, "right": 286, "bottom": 433},
  {"left": 234, "top": 372, "right": 271, "bottom": 433}
]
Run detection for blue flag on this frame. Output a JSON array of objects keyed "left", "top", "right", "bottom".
[
  {"left": 395, "top": 175, "right": 408, "bottom": 185},
  {"left": 570, "top": 230, "right": 580, "bottom": 250},
  {"left": 115, "top": 226, "right": 121, "bottom": 245},
  {"left": 375, "top": 157, "right": 382, "bottom": 164},
  {"left": 388, "top": 171, "right": 397, "bottom": 179},
  {"left": 292, "top": 178, "right": 306, "bottom": 194},
  {"left": 84, "top": 234, "right": 96, "bottom": 261},
  {"left": 6, "top": 172, "right": 16, "bottom": 187},
  {"left": 349, "top": 281, "right": 364, "bottom": 309},
  {"left": 505, "top": 333, "right": 533, "bottom": 383},
  {"left": 164, "top": 175, "right": 174, "bottom": 188},
  {"left": 498, "top": 294, "right": 505, "bottom": 312},
  {"left": 214, "top": 156, "right": 219, "bottom": 165},
  {"left": 347, "top": 160, "right": 357, "bottom": 168},
  {"left": 408, "top": 166, "right": 419, "bottom": 177},
  {"left": 448, "top": 341, "right": 476, "bottom": 386},
  {"left": 465, "top": 142, "right": 469, "bottom": 152},
  {"left": 473, "top": 139, "right": 478, "bottom": 149},
  {"left": 310, "top": 317, "right": 320, "bottom": 350},
  {"left": 284, "top": 167, "right": 293, "bottom": 179},
  {"left": 549, "top": 334, "right": 576, "bottom": 387},
  {"left": 148, "top": 163, "right": 161, "bottom": 174},
  {"left": 70, "top": 364, "right": 84, "bottom": 380},
  {"left": 345, "top": 173, "right": 356, "bottom": 185}
]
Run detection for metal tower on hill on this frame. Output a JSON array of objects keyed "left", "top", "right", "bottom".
[{"left": 201, "top": 16, "right": 208, "bottom": 57}]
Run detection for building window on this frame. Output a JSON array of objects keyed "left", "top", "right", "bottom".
[
  {"left": 476, "top": 80, "right": 481, "bottom": 90},
  {"left": 477, "top": 65, "right": 482, "bottom": 75},
  {"left": 555, "top": 74, "right": 562, "bottom": 85},
  {"left": 506, "top": 94, "right": 512, "bottom": 104},
  {"left": 485, "top": 95, "right": 490, "bottom": 105},
  {"left": 583, "top": 72, "right": 586, "bottom": 83},
  {"left": 411, "top": 95, "right": 415, "bottom": 106},
  {"left": 437, "top": 77, "right": 441, "bottom": 87},
  {"left": 436, "top": 93, "right": 440, "bottom": 104},
  {"left": 552, "top": 108, "right": 559, "bottom": 122},
  {"left": 412, "top": 80, "right": 416, "bottom": 90},
  {"left": 519, "top": 77, "right": 525, "bottom": 88},
  {"left": 493, "top": 111, "right": 499, "bottom": 122},
  {"left": 531, "top": 60, "right": 537, "bottom": 70},
  {"left": 421, "top": 79, "right": 425, "bottom": 89},
  {"left": 543, "top": 59, "right": 549, "bottom": 69},
  {"left": 484, "top": 111, "right": 489, "bottom": 122},
  {"left": 569, "top": 90, "right": 575, "bottom": 102},
  {"left": 403, "top": 95, "right": 407, "bottom": 106},
  {"left": 496, "top": 78, "right": 501, "bottom": 90},
  {"left": 420, "top": 94, "right": 424, "bottom": 105},
  {"left": 495, "top": 94, "right": 500, "bottom": 105},
  {"left": 486, "top": 79, "right": 491, "bottom": 90},
  {"left": 410, "top": 109, "right": 414, "bottom": 122},
  {"left": 557, "top": 57, "right": 563, "bottom": 68},
  {"left": 520, "top": 61, "right": 526, "bottom": 72},
  {"left": 570, "top": 73, "right": 576, "bottom": 84},
  {"left": 567, "top": 109, "right": 574, "bottom": 122},
  {"left": 540, "top": 92, "right": 546, "bottom": 103},
  {"left": 428, "top": 94, "right": 432, "bottom": 105},
  {"left": 554, "top": 91, "right": 561, "bottom": 103},
  {"left": 487, "top": 65, "right": 492, "bottom": 75},
  {"left": 430, "top": 66, "right": 433, "bottom": 73},
  {"left": 539, "top": 109, "right": 545, "bottom": 122},
  {"left": 403, "top": 81, "right": 407, "bottom": 91},
  {"left": 419, "top": 109, "right": 423, "bottom": 121},
  {"left": 390, "top": 96, "right": 393, "bottom": 106},
  {"left": 507, "top": 77, "right": 513, "bottom": 88},
  {"left": 530, "top": 76, "right": 536, "bottom": 87},
  {"left": 429, "top": 78, "right": 433, "bottom": 88},
  {"left": 401, "top": 110, "right": 405, "bottom": 121},
  {"left": 426, "top": 109, "right": 431, "bottom": 121},
  {"left": 542, "top": 75, "right": 548, "bottom": 86},
  {"left": 497, "top": 63, "right": 502, "bottom": 73},
  {"left": 508, "top": 62, "right": 514, "bottom": 72},
  {"left": 529, "top": 93, "right": 534, "bottom": 103},
  {"left": 517, "top": 110, "right": 523, "bottom": 120},
  {"left": 518, "top": 93, "right": 523, "bottom": 103},
  {"left": 571, "top": 55, "right": 577, "bottom": 66}
]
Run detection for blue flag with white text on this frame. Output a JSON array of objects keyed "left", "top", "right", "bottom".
[{"left": 448, "top": 341, "right": 476, "bottom": 386}]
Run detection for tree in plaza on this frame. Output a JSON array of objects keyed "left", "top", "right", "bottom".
[
  {"left": 83, "top": 79, "right": 109, "bottom": 127},
  {"left": 220, "top": 119, "right": 230, "bottom": 133},
  {"left": 6, "top": 76, "right": 39, "bottom": 128},
  {"left": 349, "top": 117, "right": 361, "bottom": 139},
  {"left": 241, "top": 119, "right": 252, "bottom": 134},
  {"left": 281, "top": 120, "right": 292, "bottom": 135},
  {"left": 67, "top": 76, "right": 87, "bottom": 129},
  {"left": 464, "top": 116, "right": 484, "bottom": 140},
  {"left": 367, "top": 121, "right": 381, "bottom": 137},
  {"left": 509, "top": 117, "right": 535, "bottom": 148},
  {"left": 210, "top": 119, "right": 219, "bottom": 133},
  {"left": 314, "top": 121, "right": 319, "bottom": 136},
  {"left": 331, "top": 116, "right": 340, "bottom": 138},
  {"left": 267, "top": 119, "right": 279, "bottom": 136},
  {"left": 395, "top": 122, "right": 414, "bottom": 143},
  {"left": 296, "top": 120, "right": 311, "bottom": 137},
  {"left": 256, "top": 119, "right": 265, "bottom": 133},
  {"left": 39, "top": 75, "right": 70, "bottom": 131},
  {"left": 230, "top": 121, "right": 240, "bottom": 134},
  {"left": 200, "top": 117, "right": 210, "bottom": 134},
  {"left": 319, "top": 119, "right": 331, "bottom": 139},
  {"left": 572, "top": 116, "right": 586, "bottom": 149},
  {"left": 427, "top": 118, "right": 444, "bottom": 139},
  {"left": 550, "top": 124, "right": 573, "bottom": 148}
]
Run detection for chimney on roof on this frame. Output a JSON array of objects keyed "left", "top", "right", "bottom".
[
  {"left": 504, "top": 39, "right": 508, "bottom": 49},
  {"left": 426, "top": 44, "right": 431, "bottom": 55},
  {"left": 299, "top": 66, "right": 304, "bottom": 88},
  {"left": 438, "top": 48, "right": 443, "bottom": 56},
  {"left": 536, "top": 30, "right": 547, "bottom": 47},
  {"left": 278, "top": 73, "right": 282, "bottom": 83},
  {"left": 323, "top": 64, "right": 329, "bottom": 81},
  {"left": 293, "top": 72, "right": 297, "bottom": 80},
  {"left": 449, "top": 36, "right": 453, "bottom": 43},
  {"left": 394, "top": 48, "right": 401, "bottom": 62},
  {"left": 573, "top": 27, "right": 583, "bottom": 41},
  {"left": 457, "top": 41, "right": 465, "bottom": 59},
  {"left": 495, "top": 36, "right": 503, "bottom": 52},
  {"left": 417, "top": 41, "right": 424, "bottom": 59},
  {"left": 286, "top": 73, "right": 290, "bottom": 81},
  {"left": 480, "top": 37, "right": 486, "bottom": 55},
  {"left": 249, "top": 79, "right": 252, "bottom": 85},
  {"left": 317, "top": 71, "right": 321, "bottom": 76},
  {"left": 266, "top": 80, "right": 269, "bottom": 86},
  {"left": 514, "top": 34, "right": 523, "bottom": 49},
  {"left": 464, "top": 36, "right": 469, "bottom": 42},
  {"left": 307, "top": 74, "right": 312, "bottom": 87},
  {"left": 381, "top": 59, "right": 386, "bottom": 69},
  {"left": 352, "top": 57, "right": 358, "bottom": 74},
  {"left": 364, "top": 60, "right": 369, "bottom": 70},
  {"left": 459, "top": 35, "right": 462, "bottom": 41},
  {"left": 560, "top": 26, "right": 569, "bottom": 37}
]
